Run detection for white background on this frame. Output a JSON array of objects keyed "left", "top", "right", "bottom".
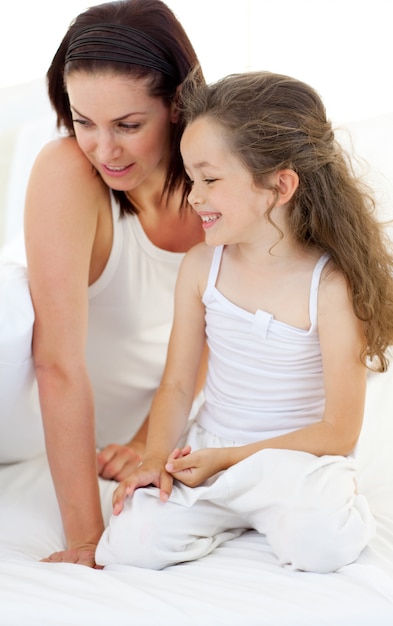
[{"left": 1, "top": 0, "right": 392, "bottom": 123}]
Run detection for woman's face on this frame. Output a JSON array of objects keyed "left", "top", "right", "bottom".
[{"left": 66, "top": 71, "right": 177, "bottom": 192}]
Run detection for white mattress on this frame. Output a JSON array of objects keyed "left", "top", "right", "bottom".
[{"left": 1, "top": 367, "right": 392, "bottom": 626}]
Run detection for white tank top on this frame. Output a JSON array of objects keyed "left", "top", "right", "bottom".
[
  {"left": 197, "top": 246, "right": 330, "bottom": 443},
  {"left": 86, "top": 194, "right": 184, "bottom": 447}
]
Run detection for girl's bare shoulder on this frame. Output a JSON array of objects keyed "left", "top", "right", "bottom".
[
  {"left": 178, "top": 242, "right": 215, "bottom": 294},
  {"left": 183, "top": 241, "right": 215, "bottom": 272},
  {"left": 185, "top": 241, "right": 215, "bottom": 260},
  {"left": 319, "top": 260, "right": 355, "bottom": 319}
]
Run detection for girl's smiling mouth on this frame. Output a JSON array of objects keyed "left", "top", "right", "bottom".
[{"left": 199, "top": 212, "right": 221, "bottom": 228}]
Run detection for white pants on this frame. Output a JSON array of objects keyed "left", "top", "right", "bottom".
[{"left": 96, "top": 423, "right": 375, "bottom": 573}]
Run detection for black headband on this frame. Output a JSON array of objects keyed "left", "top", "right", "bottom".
[{"left": 65, "top": 23, "right": 178, "bottom": 80}]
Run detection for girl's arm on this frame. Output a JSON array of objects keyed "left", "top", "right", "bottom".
[
  {"left": 112, "top": 243, "right": 209, "bottom": 512},
  {"left": 96, "top": 343, "right": 208, "bottom": 481},
  {"left": 167, "top": 268, "right": 368, "bottom": 486},
  {"left": 25, "top": 138, "right": 108, "bottom": 566}
]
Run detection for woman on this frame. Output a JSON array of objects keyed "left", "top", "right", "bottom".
[{"left": 19, "top": 0, "right": 205, "bottom": 567}]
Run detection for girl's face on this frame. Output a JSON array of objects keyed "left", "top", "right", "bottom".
[
  {"left": 180, "top": 116, "right": 274, "bottom": 248},
  {"left": 66, "top": 71, "right": 177, "bottom": 192}
]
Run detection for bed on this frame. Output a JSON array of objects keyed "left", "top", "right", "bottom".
[{"left": 0, "top": 79, "right": 393, "bottom": 626}]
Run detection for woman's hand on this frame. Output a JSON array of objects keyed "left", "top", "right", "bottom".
[
  {"left": 165, "top": 447, "right": 229, "bottom": 487},
  {"left": 41, "top": 543, "right": 101, "bottom": 568},
  {"left": 112, "top": 456, "right": 173, "bottom": 515},
  {"left": 97, "top": 442, "right": 144, "bottom": 482},
  {"left": 97, "top": 418, "right": 149, "bottom": 481}
]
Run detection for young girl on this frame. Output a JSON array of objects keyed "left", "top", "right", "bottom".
[{"left": 96, "top": 71, "right": 393, "bottom": 573}]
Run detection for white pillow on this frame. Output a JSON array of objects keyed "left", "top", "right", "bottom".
[
  {"left": 0, "top": 77, "right": 56, "bottom": 249},
  {"left": 3, "top": 116, "right": 57, "bottom": 245},
  {"left": 0, "top": 261, "right": 45, "bottom": 462},
  {"left": 355, "top": 361, "right": 393, "bottom": 495}
]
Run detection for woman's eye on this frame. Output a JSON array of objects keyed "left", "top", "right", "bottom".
[
  {"left": 204, "top": 179, "right": 217, "bottom": 185},
  {"left": 72, "top": 118, "right": 90, "bottom": 126},
  {"left": 118, "top": 123, "right": 141, "bottom": 131}
]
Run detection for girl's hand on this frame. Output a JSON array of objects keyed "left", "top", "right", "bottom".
[
  {"left": 96, "top": 443, "right": 144, "bottom": 482},
  {"left": 167, "top": 445, "right": 192, "bottom": 462},
  {"left": 165, "top": 447, "right": 227, "bottom": 487},
  {"left": 112, "top": 457, "right": 173, "bottom": 515}
]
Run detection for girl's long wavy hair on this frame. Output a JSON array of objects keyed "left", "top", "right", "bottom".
[
  {"left": 47, "top": 0, "right": 204, "bottom": 215},
  {"left": 180, "top": 70, "right": 393, "bottom": 371}
]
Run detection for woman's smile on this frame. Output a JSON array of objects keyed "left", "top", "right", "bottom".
[{"left": 101, "top": 163, "right": 135, "bottom": 178}]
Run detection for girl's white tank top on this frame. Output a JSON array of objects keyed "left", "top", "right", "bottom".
[{"left": 197, "top": 245, "right": 330, "bottom": 444}]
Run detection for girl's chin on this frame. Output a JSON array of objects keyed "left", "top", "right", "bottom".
[{"left": 203, "top": 233, "right": 225, "bottom": 247}]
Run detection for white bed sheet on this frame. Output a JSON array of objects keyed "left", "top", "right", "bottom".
[{"left": 0, "top": 367, "right": 393, "bottom": 626}]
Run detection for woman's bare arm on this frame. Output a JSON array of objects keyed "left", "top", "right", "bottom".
[{"left": 25, "top": 138, "right": 109, "bottom": 565}]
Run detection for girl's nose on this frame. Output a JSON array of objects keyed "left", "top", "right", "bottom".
[{"left": 187, "top": 185, "right": 204, "bottom": 207}]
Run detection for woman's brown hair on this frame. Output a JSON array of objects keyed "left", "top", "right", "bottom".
[{"left": 47, "top": 0, "right": 204, "bottom": 214}]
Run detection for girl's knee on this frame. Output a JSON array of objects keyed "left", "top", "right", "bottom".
[
  {"left": 268, "top": 495, "right": 375, "bottom": 573},
  {"left": 96, "top": 488, "right": 191, "bottom": 569},
  {"left": 96, "top": 496, "right": 167, "bottom": 568},
  {"left": 95, "top": 485, "right": 239, "bottom": 570}
]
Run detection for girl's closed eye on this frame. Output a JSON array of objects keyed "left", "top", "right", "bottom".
[{"left": 203, "top": 178, "right": 217, "bottom": 185}]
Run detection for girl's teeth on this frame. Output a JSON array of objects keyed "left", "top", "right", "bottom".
[{"left": 201, "top": 215, "right": 219, "bottom": 222}]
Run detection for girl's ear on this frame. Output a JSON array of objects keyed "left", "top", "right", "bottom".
[
  {"left": 170, "top": 86, "right": 181, "bottom": 123},
  {"left": 274, "top": 169, "right": 299, "bottom": 206}
]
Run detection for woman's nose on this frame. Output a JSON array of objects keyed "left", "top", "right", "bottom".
[{"left": 96, "top": 131, "right": 121, "bottom": 161}]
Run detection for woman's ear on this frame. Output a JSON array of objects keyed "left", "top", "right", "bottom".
[
  {"left": 170, "top": 86, "right": 181, "bottom": 123},
  {"left": 274, "top": 169, "right": 299, "bottom": 206}
]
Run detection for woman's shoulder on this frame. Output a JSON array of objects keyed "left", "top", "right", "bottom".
[
  {"left": 29, "top": 136, "right": 107, "bottom": 200},
  {"left": 32, "top": 137, "right": 101, "bottom": 184},
  {"left": 25, "top": 136, "right": 110, "bottom": 233},
  {"left": 35, "top": 135, "right": 79, "bottom": 157}
]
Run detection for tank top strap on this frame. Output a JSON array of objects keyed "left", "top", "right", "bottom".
[
  {"left": 309, "top": 252, "right": 330, "bottom": 327},
  {"left": 202, "top": 245, "right": 224, "bottom": 304},
  {"left": 110, "top": 190, "right": 122, "bottom": 239},
  {"left": 89, "top": 192, "right": 123, "bottom": 298}
]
